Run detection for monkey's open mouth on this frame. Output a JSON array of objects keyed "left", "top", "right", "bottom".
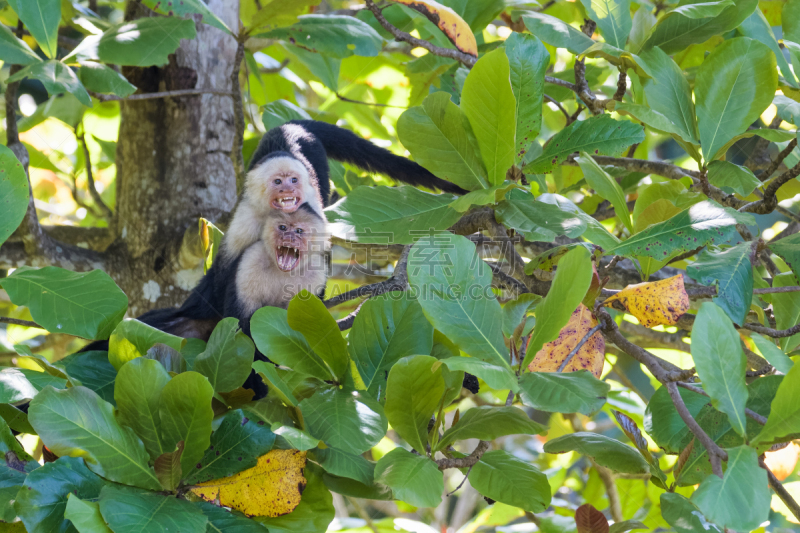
[
  {"left": 276, "top": 246, "right": 300, "bottom": 271},
  {"left": 272, "top": 197, "right": 300, "bottom": 210}
]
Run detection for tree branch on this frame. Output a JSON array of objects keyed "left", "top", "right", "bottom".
[
  {"left": 665, "top": 382, "right": 727, "bottom": 478},
  {"left": 676, "top": 382, "right": 767, "bottom": 425},
  {"left": 758, "top": 138, "right": 798, "bottom": 182},
  {"left": 743, "top": 322, "right": 800, "bottom": 338},
  {"left": 0, "top": 317, "right": 41, "bottom": 328},
  {"left": 79, "top": 135, "right": 113, "bottom": 219},
  {"left": 762, "top": 460, "right": 800, "bottom": 523},
  {"left": 563, "top": 155, "right": 699, "bottom": 181},
  {"left": 365, "top": 0, "right": 477, "bottom": 68},
  {"left": 436, "top": 440, "right": 489, "bottom": 470},
  {"left": 90, "top": 89, "right": 234, "bottom": 102}
]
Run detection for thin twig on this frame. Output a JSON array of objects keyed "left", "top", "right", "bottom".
[
  {"left": 666, "top": 382, "right": 727, "bottom": 477},
  {"left": 744, "top": 322, "right": 800, "bottom": 338},
  {"left": 437, "top": 441, "right": 489, "bottom": 470},
  {"left": 758, "top": 138, "right": 798, "bottom": 181},
  {"left": 0, "top": 317, "right": 41, "bottom": 328},
  {"left": 365, "top": 0, "right": 477, "bottom": 68},
  {"left": 230, "top": 36, "right": 247, "bottom": 194},
  {"left": 544, "top": 94, "right": 571, "bottom": 124},
  {"left": 558, "top": 323, "right": 602, "bottom": 371},
  {"left": 613, "top": 70, "right": 627, "bottom": 102},
  {"left": 90, "top": 89, "right": 234, "bottom": 102},
  {"left": 763, "top": 460, "right": 800, "bottom": 523},
  {"left": 335, "top": 93, "right": 406, "bottom": 109},
  {"left": 79, "top": 135, "right": 113, "bottom": 219},
  {"left": 446, "top": 464, "right": 475, "bottom": 496}
]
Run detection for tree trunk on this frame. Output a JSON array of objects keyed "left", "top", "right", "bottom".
[{"left": 111, "top": 1, "right": 239, "bottom": 315}]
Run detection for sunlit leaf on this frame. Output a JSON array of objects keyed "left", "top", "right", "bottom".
[
  {"left": 65, "top": 494, "right": 112, "bottom": 533},
  {"left": 192, "top": 450, "right": 307, "bottom": 517},
  {"left": 108, "top": 319, "right": 185, "bottom": 370},
  {"left": 7, "top": 0, "right": 60, "bottom": 58},
  {"left": 603, "top": 275, "right": 690, "bottom": 328},
  {"left": 257, "top": 15, "right": 382, "bottom": 58}
]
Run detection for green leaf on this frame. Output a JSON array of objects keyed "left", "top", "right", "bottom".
[
  {"left": 751, "top": 333, "right": 794, "bottom": 374},
  {"left": 326, "top": 186, "right": 460, "bottom": 245},
  {"left": 642, "top": 0, "right": 757, "bottom": 54},
  {"left": 523, "top": 246, "right": 593, "bottom": 368},
  {"left": 299, "top": 388, "right": 387, "bottom": 455},
  {"left": 195, "top": 501, "right": 267, "bottom": 533},
  {"left": 695, "top": 37, "right": 778, "bottom": 161},
  {"left": 78, "top": 61, "right": 137, "bottom": 98},
  {"left": 287, "top": 291, "right": 348, "bottom": 380},
  {"left": 251, "top": 361, "right": 299, "bottom": 406},
  {"left": 739, "top": 9, "right": 797, "bottom": 88},
  {"left": 60, "top": 351, "right": 117, "bottom": 405},
  {"left": 374, "top": 448, "right": 442, "bottom": 508},
  {"left": 140, "top": 0, "right": 231, "bottom": 33},
  {"left": 611, "top": 101, "right": 697, "bottom": 145},
  {"left": 580, "top": 0, "right": 632, "bottom": 48},
  {"left": 505, "top": 33, "right": 549, "bottom": 163},
  {"left": 8, "top": 61, "right": 91, "bottom": 107},
  {"left": 398, "top": 91, "right": 488, "bottom": 191},
  {"left": 251, "top": 306, "right": 332, "bottom": 381},
  {"left": 460, "top": 48, "right": 516, "bottom": 186},
  {"left": 66, "top": 18, "right": 197, "bottom": 67},
  {"left": 185, "top": 409, "right": 276, "bottom": 484},
  {"left": 644, "top": 385, "right": 708, "bottom": 454},
  {"left": 576, "top": 152, "right": 634, "bottom": 233},
  {"left": 767, "top": 232, "right": 800, "bottom": 282},
  {"left": 495, "top": 189, "right": 588, "bottom": 242},
  {"left": 384, "top": 355, "right": 444, "bottom": 454},
  {"left": 7, "top": 0, "right": 59, "bottom": 58},
  {"left": 0, "top": 368, "right": 37, "bottom": 404},
  {"left": 289, "top": 46, "right": 340, "bottom": 91},
  {"left": 262, "top": 100, "right": 311, "bottom": 131},
  {"left": 15, "top": 456, "right": 106, "bottom": 533},
  {"left": 542, "top": 193, "right": 621, "bottom": 249},
  {"left": 439, "top": 357, "right": 518, "bottom": 391},
  {"left": 194, "top": 318, "right": 255, "bottom": 393},
  {"left": 753, "top": 362, "right": 800, "bottom": 445},
  {"left": 686, "top": 243, "right": 753, "bottom": 325},
  {"left": 609, "top": 200, "right": 754, "bottom": 259},
  {"left": 0, "top": 25, "right": 41, "bottom": 66},
  {"left": 407, "top": 233, "right": 510, "bottom": 370},
  {"left": 706, "top": 160, "right": 761, "bottom": 197},
  {"left": 671, "top": 0, "right": 734, "bottom": 18},
  {"left": 660, "top": 493, "right": 722, "bottom": 533},
  {"left": 523, "top": 115, "right": 644, "bottom": 174},
  {"left": 28, "top": 387, "right": 161, "bottom": 490},
  {"left": 1, "top": 267, "right": 127, "bottom": 340},
  {"left": 158, "top": 372, "right": 214, "bottom": 477},
  {"left": 502, "top": 293, "right": 540, "bottom": 337},
  {"left": 520, "top": 12, "right": 594, "bottom": 54},
  {"left": 712, "top": 129, "right": 796, "bottom": 161},
  {"left": 65, "top": 495, "right": 112, "bottom": 533},
  {"left": 108, "top": 319, "right": 185, "bottom": 370},
  {"left": 691, "top": 302, "right": 748, "bottom": 436},
  {"left": 115, "top": 358, "right": 171, "bottom": 461},
  {"left": 775, "top": 95, "right": 800, "bottom": 125},
  {"left": 257, "top": 15, "right": 382, "bottom": 58},
  {"left": 314, "top": 447, "right": 374, "bottom": 485},
  {"left": 691, "top": 446, "right": 770, "bottom": 531},
  {"left": 256, "top": 464, "right": 333, "bottom": 533},
  {"left": 99, "top": 485, "right": 208, "bottom": 533},
  {"left": 543, "top": 432, "right": 649, "bottom": 474},
  {"left": 348, "top": 292, "right": 433, "bottom": 399},
  {"left": 469, "top": 450, "right": 551, "bottom": 512},
  {"left": 638, "top": 46, "right": 699, "bottom": 143},
  {"left": 519, "top": 371, "right": 610, "bottom": 416},
  {"left": 438, "top": 406, "right": 546, "bottom": 450}
]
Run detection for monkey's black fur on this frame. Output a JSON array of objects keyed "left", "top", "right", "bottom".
[{"left": 250, "top": 120, "right": 467, "bottom": 201}]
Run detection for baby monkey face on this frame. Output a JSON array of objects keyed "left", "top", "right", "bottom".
[{"left": 271, "top": 221, "right": 308, "bottom": 272}]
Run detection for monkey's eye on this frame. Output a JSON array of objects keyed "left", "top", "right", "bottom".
[
  {"left": 274, "top": 179, "right": 282, "bottom": 185},
  {"left": 296, "top": 228, "right": 304, "bottom": 234},
  {"left": 279, "top": 225, "right": 287, "bottom": 231},
  {"left": 291, "top": 177, "right": 298, "bottom": 183}
]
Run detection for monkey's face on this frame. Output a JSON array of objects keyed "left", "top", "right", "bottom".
[
  {"left": 272, "top": 220, "right": 311, "bottom": 272},
  {"left": 247, "top": 156, "right": 309, "bottom": 213}
]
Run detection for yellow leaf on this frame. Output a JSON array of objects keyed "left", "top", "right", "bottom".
[
  {"left": 191, "top": 449, "right": 307, "bottom": 517},
  {"left": 529, "top": 303, "right": 605, "bottom": 377},
  {"left": 389, "top": 0, "right": 478, "bottom": 57},
  {"left": 603, "top": 275, "right": 690, "bottom": 328},
  {"left": 765, "top": 442, "right": 800, "bottom": 482}
]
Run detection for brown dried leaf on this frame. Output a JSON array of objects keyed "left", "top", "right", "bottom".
[
  {"left": 192, "top": 449, "right": 307, "bottom": 517},
  {"left": 529, "top": 303, "right": 605, "bottom": 377},
  {"left": 389, "top": 0, "right": 478, "bottom": 57},
  {"left": 575, "top": 503, "right": 609, "bottom": 533},
  {"left": 612, "top": 410, "right": 653, "bottom": 462},
  {"left": 603, "top": 275, "right": 689, "bottom": 328},
  {"left": 154, "top": 441, "right": 184, "bottom": 491}
]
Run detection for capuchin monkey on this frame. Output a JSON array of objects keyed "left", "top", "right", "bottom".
[{"left": 225, "top": 120, "right": 467, "bottom": 259}]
